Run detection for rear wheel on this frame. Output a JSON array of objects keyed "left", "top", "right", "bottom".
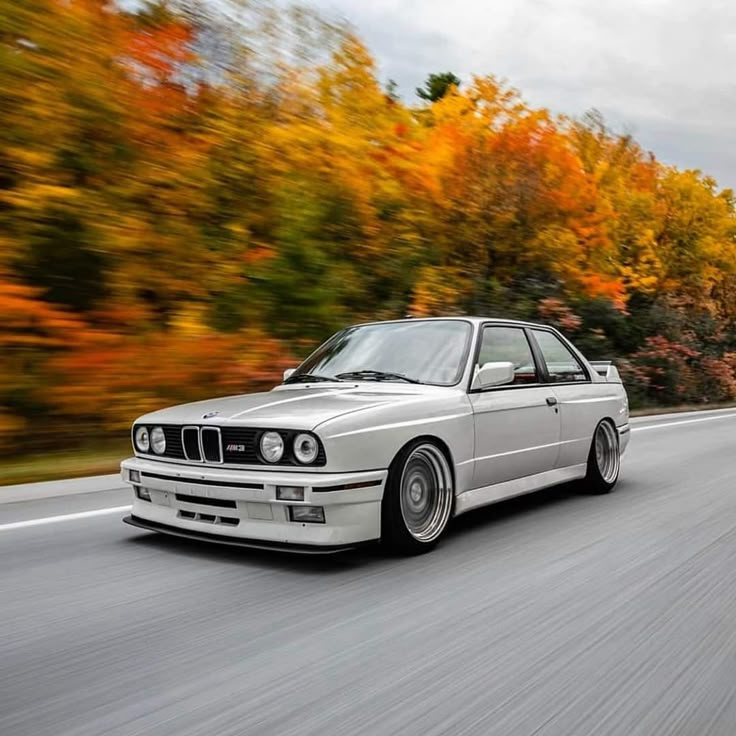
[
  {"left": 381, "top": 440, "right": 454, "bottom": 555},
  {"left": 584, "top": 419, "right": 620, "bottom": 494}
]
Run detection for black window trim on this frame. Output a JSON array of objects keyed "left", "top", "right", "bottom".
[
  {"left": 468, "top": 322, "right": 546, "bottom": 393},
  {"left": 467, "top": 322, "right": 591, "bottom": 393},
  {"left": 527, "top": 326, "right": 592, "bottom": 385}
]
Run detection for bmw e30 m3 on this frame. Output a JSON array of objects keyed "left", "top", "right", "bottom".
[{"left": 122, "top": 317, "right": 630, "bottom": 554}]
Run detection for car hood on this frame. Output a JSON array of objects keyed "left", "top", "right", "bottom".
[{"left": 135, "top": 383, "right": 451, "bottom": 431}]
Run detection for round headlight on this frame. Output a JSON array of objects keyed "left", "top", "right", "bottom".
[
  {"left": 134, "top": 426, "right": 150, "bottom": 453},
  {"left": 150, "top": 426, "right": 166, "bottom": 455},
  {"left": 260, "top": 431, "right": 284, "bottom": 463},
  {"left": 293, "top": 433, "right": 319, "bottom": 464}
]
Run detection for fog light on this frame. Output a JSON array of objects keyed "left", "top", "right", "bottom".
[
  {"left": 129, "top": 469, "right": 141, "bottom": 483},
  {"left": 135, "top": 486, "right": 151, "bottom": 502},
  {"left": 277, "top": 485, "right": 305, "bottom": 501},
  {"left": 289, "top": 506, "right": 325, "bottom": 524}
]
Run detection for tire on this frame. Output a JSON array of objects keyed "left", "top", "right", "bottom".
[
  {"left": 381, "top": 439, "right": 454, "bottom": 555},
  {"left": 584, "top": 419, "right": 620, "bottom": 494}
]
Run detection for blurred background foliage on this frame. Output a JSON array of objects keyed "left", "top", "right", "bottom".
[{"left": 3, "top": 0, "right": 736, "bottom": 458}]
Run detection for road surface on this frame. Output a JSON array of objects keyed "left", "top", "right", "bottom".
[{"left": 2, "top": 410, "right": 736, "bottom": 735}]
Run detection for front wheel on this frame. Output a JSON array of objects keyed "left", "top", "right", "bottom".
[
  {"left": 584, "top": 419, "right": 620, "bottom": 494},
  {"left": 381, "top": 440, "right": 454, "bottom": 555}
]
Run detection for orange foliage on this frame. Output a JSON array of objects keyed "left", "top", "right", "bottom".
[
  {"left": 44, "top": 330, "right": 293, "bottom": 434},
  {"left": 3, "top": 1, "right": 736, "bottom": 453},
  {"left": 0, "top": 281, "right": 84, "bottom": 349}
]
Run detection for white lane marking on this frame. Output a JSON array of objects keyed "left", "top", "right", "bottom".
[
  {"left": 632, "top": 412, "right": 736, "bottom": 433},
  {"left": 630, "top": 406, "right": 736, "bottom": 423},
  {"left": 0, "top": 505, "right": 131, "bottom": 532}
]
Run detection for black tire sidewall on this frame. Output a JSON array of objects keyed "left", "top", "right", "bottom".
[{"left": 585, "top": 420, "right": 620, "bottom": 494}]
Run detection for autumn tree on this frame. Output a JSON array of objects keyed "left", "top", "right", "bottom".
[{"left": 2, "top": 0, "right": 736, "bottom": 454}]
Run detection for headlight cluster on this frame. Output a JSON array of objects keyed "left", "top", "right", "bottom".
[
  {"left": 260, "top": 431, "right": 320, "bottom": 464},
  {"left": 132, "top": 424, "right": 322, "bottom": 465},
  {"left": 134, "top": 426, "right": 166, "bottom": 455}
]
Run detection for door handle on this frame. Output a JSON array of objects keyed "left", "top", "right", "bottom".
[{"left": 545, "top": 396, "right": 558, "bottom": 406}]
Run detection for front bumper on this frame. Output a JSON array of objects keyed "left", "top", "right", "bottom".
[{"left": 120, "top": 457, "right": 386, "bottom": 550}]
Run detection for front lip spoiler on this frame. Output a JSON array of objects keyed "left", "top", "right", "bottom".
[{"left": 123, "top": 515, "right": 370, "bottom": 555}]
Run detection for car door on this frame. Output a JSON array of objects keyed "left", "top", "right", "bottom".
[
  {"left": 528, "top": 328, "right": 603, "bottom": 469},
  {"left": 469, "top": 325, "right": 561, "bottom": 489}
]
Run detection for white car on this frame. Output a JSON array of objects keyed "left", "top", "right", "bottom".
[{"left": 122, "top": 317, "right": 630, "bottom": 554}]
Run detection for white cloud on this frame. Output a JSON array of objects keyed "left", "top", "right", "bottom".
[{"left": 307, "top": 0, "right": 736, "bottom": 188}]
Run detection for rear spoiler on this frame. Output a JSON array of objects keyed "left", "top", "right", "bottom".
[{"left": 589, "top": 360, "right": 622, "bottom": 383}]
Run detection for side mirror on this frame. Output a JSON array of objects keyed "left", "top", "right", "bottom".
[
  {"left": 471, "top": 361, "right": 515, "bottom": 390},
  {"left": 283, "top": 368, "right": 296, "bottom": 381}
]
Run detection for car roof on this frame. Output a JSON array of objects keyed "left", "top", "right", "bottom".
[{"left": 349, "top": 316, "right": 547, "bottom": 329}]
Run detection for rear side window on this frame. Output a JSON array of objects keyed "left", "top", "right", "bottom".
[
  {"left": 477, "top": 326, "right": 539, "bottom": 385},
  {"left": 532, "top": 330, "right": 588, "bottom": 383}
]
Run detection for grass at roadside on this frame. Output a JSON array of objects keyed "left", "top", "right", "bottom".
[
  {"left": 3, "top": 401, "right": 736, "bottom": 487},
  {"left": 1, "top": 443, "right": 130, "bottom": 487}
]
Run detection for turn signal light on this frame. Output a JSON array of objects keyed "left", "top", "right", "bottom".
[
  {"left": 277, "top": 486, "right": 305, "bottom": 501},
  {"left": 289, "top": 506, "right": 325, "bottom": 524}
]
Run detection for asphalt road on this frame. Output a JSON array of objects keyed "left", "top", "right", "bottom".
[{"left": 3, "top": 410, "right": 736, "bottom": 736}]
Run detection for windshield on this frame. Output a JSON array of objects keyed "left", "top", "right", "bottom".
[{"left": 290, "top": 320, "right": 472, "bottom": 386}]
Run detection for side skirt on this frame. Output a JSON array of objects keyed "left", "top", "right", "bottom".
[{"left": 454, "top": 464, "right": 587, "bottom": 516}]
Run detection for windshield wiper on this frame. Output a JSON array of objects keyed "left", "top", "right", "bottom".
[
  {"left": 284, "top": 373, "right": 341, "bottom": 384},
  {"left": 334, "top": 370, "right": 423, "bottom": 384}
]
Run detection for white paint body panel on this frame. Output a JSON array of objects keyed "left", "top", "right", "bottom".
[
  {"left": 123, "top": 317, "right": 630, "bottom": 548},
  {"left": 470, "top": 386, "right": 560, "bottom": 487},
  {"left": 552, "top": 383, "right": 626, "bottom": 468}
]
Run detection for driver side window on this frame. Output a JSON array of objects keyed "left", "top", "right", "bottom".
[{"left": 477, "top": 326, "right": 539, "bottom": 386}]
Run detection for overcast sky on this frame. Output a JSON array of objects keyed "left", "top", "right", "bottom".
[{"left": 305, "top": 0, "right": 736, "bottom": 190}]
